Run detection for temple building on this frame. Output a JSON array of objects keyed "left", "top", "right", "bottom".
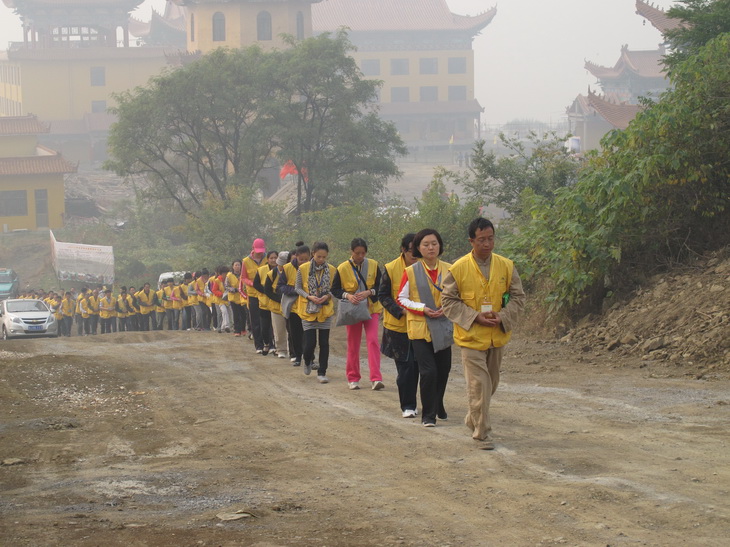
[
  {"left": 142, "top": 0, "right": 495, "bottom": 148},
  {"left": 566, "top": 0, "right": 678, "bottom": 151},
  {"left": 0, "top": 0, "right": 171, "bottom": 164},
  {"left": 0, "top": 115, "right": 76, "bottom": 231},
  {"left": 171, "top": 0, "right": 321, "bottom": 51},
  {"left": 313, "top": 0, "right": 495, "bottom": 148}
]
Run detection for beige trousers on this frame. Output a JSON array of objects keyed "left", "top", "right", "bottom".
[
  {"left": 461, "top": 345, "right": 504, "bottom": 441},
  {"left": 271, "top": 312, "right": 289, "bottom": 355}
]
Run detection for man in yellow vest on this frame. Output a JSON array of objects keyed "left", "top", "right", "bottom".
[{"left": 441, "top": 218, "right": 525, "bottom": 450}]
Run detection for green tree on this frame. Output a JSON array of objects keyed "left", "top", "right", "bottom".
[
  {"left": 106, "top": 47, "right": 279, "bottom": 215},
  {"left": 664, "top": 0, "right": 730, "bottom": 69},
  {"left": 457, "top": 134, "right": 581, "bottom": 218},
  {"left": 272, "top": 31, "right": 407, "bottom": 214},
  {"left": 186, "top": 187, "right": 284, "bottom": 267},
  {"left": 505, "top": 32, "right": 730, "bottom": 316}
]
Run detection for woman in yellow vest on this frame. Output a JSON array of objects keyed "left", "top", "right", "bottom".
[
  {"left": 265, "top": 251, "right": 290, "bottom": 359},
  {"left": 135, "top": 283, "right": 156, "bottom": 331},
  {"left": 60, "top": 291, "right": 75, "bottom": 336},
  {"left": 253, "top": 251, "right": 277, "bottom": 354},
  {"left": 225, "top": 262, "right": 245, "bottom": 336},
  {"left": 88, "top": 288, "right": 100, "bottom": 335},
  {"left": 181, "top": 272, "right": 194, "bottom": 330},
  {"left": 195, "top": 269, "right": 211, "bottom": 331},
  {"left": 397, "top": 229, "right": 453, "bottom": 427},
  {"left": 154, "top": 285, "right": 166, "bottom": 330},
  {"left": 210, "top": 266, "right": 230, "bottom": 333},
  {"left": 332, "top": 238, "right": 384, "bottom": 391},
  {"left": 240, "top": 238, "right": 267, "bottom": 350},
  {"left": 295, "top": 241, "right": 336, "bottom": 383},
  {"left": 186, "top": 273, "right": 200, "bottom": 330},
  {"left": 378, "top": 233, "right": 420, "bottom": 418},
  {"left": 277, "top": 243, "right": 310, "bottom": 367},
  {"left": 99, "top": 288, "right": 116, "bottom": 334}
]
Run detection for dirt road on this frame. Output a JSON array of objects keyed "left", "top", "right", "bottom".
[{"left": 1, "top": 330, "right": 728, "bottom": 546}]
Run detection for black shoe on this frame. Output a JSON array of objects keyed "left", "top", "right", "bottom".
[
  {"left": 292, "top": 361, "right": 301, "bottom": 367},
  {"left": 437, "top": 411, "right": 448, "bottom": 421},
  {"left": 262, "top": 345, "right": 269, "bottom": 356}
]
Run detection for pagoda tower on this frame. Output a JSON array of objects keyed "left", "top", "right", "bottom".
[
  {"left": 172, "top": 0, "right": 323, "bottom": 53},
  {"left": 0, "top": 0, "right": 172, "bottom": 164},
  {"left": 2, "top": 0, "right": 144, "bottom": 49}
]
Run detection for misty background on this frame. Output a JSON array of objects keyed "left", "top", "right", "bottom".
[{"left": 0, "top": 0, "right": 674, "bottom": 124}]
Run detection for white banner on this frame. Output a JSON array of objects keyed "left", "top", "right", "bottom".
[{"left": 50, "top": 231, "right": 115, "bottom": 285}]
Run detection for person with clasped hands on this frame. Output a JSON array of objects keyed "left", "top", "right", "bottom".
[{"left": 441, "top": 217, "right": 525, "bottom": 450}]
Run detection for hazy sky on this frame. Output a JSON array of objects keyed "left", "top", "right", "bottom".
[{"left": 0, "top": 0, "right": 676, "bottom": 124}]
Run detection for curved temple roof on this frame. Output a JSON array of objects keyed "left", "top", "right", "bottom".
[
  {"left": 635, "top": 0, "right": 684, "bottom": 34},
  {"left": 312, "top": 0, "right": 496, "bottom": 34}
]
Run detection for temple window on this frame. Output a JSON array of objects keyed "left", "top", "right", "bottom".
[
  {"left": 391, "top": 87, "right": 409, "bottom": 102},
  {"left": 91, "top": 100, "right": 107, "bottom": 113},
  {"left": 420, "top": 86, "right": 438, "bottom": 101},
  {"left": 361, "top": 59, "right": 380, "bottom": 76},
  {"left": 296, "top": 12, "right": 305, "bottom": 40},
  {"left": 257, "top": 11, "right": 272, "bottom": 41},
  {"left": 448, "top": 57, "right": 467, "bottom": 74},
  {"left": 212, "top": 12, "right": 226, "bottom": 42},
  {"left": 448, "top": 86, "right": 467, "bottom": 101},
  {"left": 419, "top": 58, "right": 438, "bottom": 75},
  {"left": 390, "top": 59, "right": 409, "bottom": 76},
  {"left": 0, "top": 190, "right": 28, "bottom": 216},
  {"left": 90, "top": 67, "right": 105, "bottom": 86}
]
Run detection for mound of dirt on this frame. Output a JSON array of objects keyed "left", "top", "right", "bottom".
[{"left": 565, "top": 247, "right": 729, "bottom": 375}]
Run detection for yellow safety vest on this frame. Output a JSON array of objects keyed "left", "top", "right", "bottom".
[
  {"left": 448, "top": 252, "right": 514, "bottom": 350},
  {"left": 382, "top": 255, "right": 408, "bottom": 333},
  {"left": 336, "top": 258, "right": 383, "bottom": 315},
  {"left": 404, "top": 260, "right": 451, "bottom": 343},
  {"left": 297, "top": 261, "right": 336, "bottom": 323},
  {"left": 242, "top": 256, "right": 263, "bottom": 299}
]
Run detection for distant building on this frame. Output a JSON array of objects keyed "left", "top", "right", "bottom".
[
  {"left": 566, "top": 1, "right": 679, "bottom": 151},
  {"left": 144, "top": 0, "right": 496, "bottom": 148},
  {"left": 312, "top": 0, "right": 495, "bottom": 148},
  {"left": 171, "top": 0, "right": 321, "bottom": 52},
  {"left": 0, "top": 115, "right": 76, "bottom": 232},
  {"left": 0, "top": 0, "right": 171, "bottom": 164}
]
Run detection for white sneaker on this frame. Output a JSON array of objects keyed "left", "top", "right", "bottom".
[
  {"left": 256, "top": 349, "right": 263, "bottom": 354},
  {"left": 372, "top": 380, "right": 384, "bottom": 391},
  {"left": 348, "top": 382, "right": 360, "bottom": 390},
  {"left": 290, "top": 357, "right": 297, "bottom": 363},
  {"left": 278, "top": 352, "right": 286, "bottom": 359},
  {"left": 402, "top": 409, "right": 417, "bottom": 418},
  {"left": 317, "top": 375, "right": 329, "bottom": 384}
]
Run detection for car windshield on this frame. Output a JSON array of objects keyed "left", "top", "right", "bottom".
[
  {"left": 7, "top": 300, "right": 48, "bottom": 313},
  {"left": 0, "top": 273, "right": 13, "bottom": 282}
]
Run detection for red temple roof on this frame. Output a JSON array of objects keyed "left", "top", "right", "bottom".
[
  {"left": 313, "top": 0, "right": 496, "bottom": 34},
  {"left": 585, "top": 46, "right": 666, "bottom": 80},
  {"left": 635, "top": 0, "right": 684, "bottom": 34},
  {"left": 0, "top": 115, "right": 50, "bottom": 136},
  {"left": 586, "top": 89, "right": 643, "bottom": 130}
]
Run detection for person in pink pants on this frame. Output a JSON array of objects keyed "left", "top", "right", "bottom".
[{"left": 332, "top": 238, "right": 385, "bottom": 391}]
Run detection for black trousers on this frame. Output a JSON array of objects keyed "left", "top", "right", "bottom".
[
  {"left": 248, "top": 297, "right": 263, "bottom": 349},
  {"left": 287, "top": 312, "right": 304, "bottom": 362},
  {"left": 303, "top": 328, "right": 330, "bottom": 375},
  {"left": 395, "top": 349, "right": 419, "bottom": 412},
  {"left": 138, "top": 313, "right": 150, "bottom": 331},
  {"left": 230, "top": 301, "right": 245, "bottom": 334},
  {"left": 412, "top": 339, "right": 451, "bottom": 424}
]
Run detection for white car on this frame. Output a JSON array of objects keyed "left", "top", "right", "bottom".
[{"left": 0, "top": 299, "right": 58, "bottom": 340}]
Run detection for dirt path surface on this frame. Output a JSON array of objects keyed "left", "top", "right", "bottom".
[{"left": 1, "top": 330, "right": 728, "bottom": 546}]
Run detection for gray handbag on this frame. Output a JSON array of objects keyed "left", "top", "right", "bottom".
[{"left": 335, "top": 298, "right": 371, "bottom": 326}]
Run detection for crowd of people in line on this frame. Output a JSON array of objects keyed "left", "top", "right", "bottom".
[{"left": 22, "top": 218, "right": 525, "bottom": 450}]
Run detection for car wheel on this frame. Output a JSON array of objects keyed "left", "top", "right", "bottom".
[{"left": 2, "top": 326, "right": 8, "bottom": 341}]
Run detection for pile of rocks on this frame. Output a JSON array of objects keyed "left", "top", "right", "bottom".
[{"left": 564, "top": 247, "right": 729, "bottom": 372}]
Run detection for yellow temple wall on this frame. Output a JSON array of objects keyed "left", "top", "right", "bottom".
[{"left": 0, "top": 173, "right": 65, "bottom": 231}]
